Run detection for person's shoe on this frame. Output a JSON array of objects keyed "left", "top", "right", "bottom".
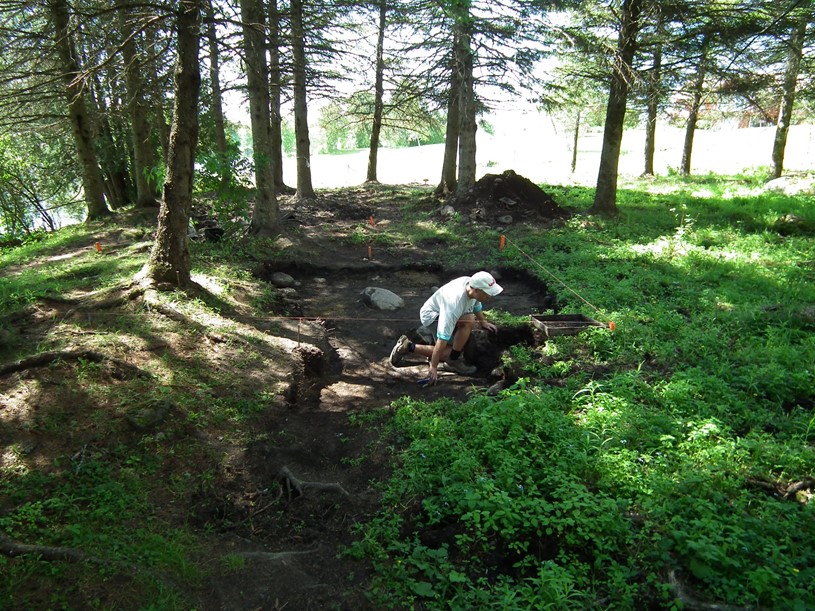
[
  {"left": 389, "top": 335, "right": 411, "bottom": 366},
  {"left": 440, "top": 358, "right": 477, "bottom": 376}
]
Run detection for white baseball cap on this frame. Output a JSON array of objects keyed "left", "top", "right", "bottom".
[{"left": 469, "top": 271, "right": 503, "bottom": 296}]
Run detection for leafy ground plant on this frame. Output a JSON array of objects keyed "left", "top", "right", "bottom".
[{"left": 353, "top": 174, "right": 815, "bottom": 609}]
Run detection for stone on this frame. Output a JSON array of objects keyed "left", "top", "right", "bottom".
[
  {"left": 125, "top": 399, "right": 173, "bottom": 432},
  {"left": 271, "top": 272, "right": 298, "bottom": 288},
  {"left": 798, "top": 306, "right": 815, "bottom": 324},
  {"left": 360, "top": 287, "right": 404, "bottom": 311}
]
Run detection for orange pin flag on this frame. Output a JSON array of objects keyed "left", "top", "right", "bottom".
[
  {"left": 608, "top": 321, "right": 616, "bottom": 331},
  {"left": 499, "top": 235, "right": 506, "bottom": 250},
  {"left": 95, "top": 242, "right": 102, "bottom": 253},
  {"left": 369, "top": 215, "right": 375, "bottom": 226},
  {"left": 367, "top": 244, "right": 373, "bottom": 259}
]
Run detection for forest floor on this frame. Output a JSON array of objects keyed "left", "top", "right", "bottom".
[{"left": 1, "top": 176, "right": 572, "bottom": 609}]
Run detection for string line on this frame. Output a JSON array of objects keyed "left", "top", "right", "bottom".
[{"left": 501, "top": 234, "right": 601, "bottom": 314}]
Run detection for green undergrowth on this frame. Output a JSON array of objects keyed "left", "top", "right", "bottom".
[
  {"left": 0, "top": 219, "right": 288, "bottom": 607},
  {"left": 352, "top": 173, "right": 815, "bottom": 609},
  {"left": 0, "top": 447, "right": 198, "bottom": 608},
  {"left": 1, "top": 171, "right": 813, "bottom": 608}
]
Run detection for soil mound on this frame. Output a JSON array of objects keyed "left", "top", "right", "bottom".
[{"left": 449, "top": 169, "right": 567, "bottom": 222}]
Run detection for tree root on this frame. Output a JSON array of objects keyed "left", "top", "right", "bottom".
[
  {"left": 0, "top": 531, "right": 105, "bottom": 565},
  {"left": 62, "top": 283, "right": 145, "bottom": 319},
  {"left": 236, "top": 546, "right": 320, "bottom": 561},
  {"left": 0, "top": 349, "right": 153, "bottom": 379},
  {"left": 0, "top": 530, "right": 181, "bottom": 590},
  {"left": 142, "top": 288, "right": 200, "bottom": 326},
  {"left": 782, "top": 478, "right": 815, "bottom": 500},
  {"left": 277, "top": 466, "right": 349, "bottom": 500},
  {"left": 142, "top": 288, "right": 250, "bottom": 348}
]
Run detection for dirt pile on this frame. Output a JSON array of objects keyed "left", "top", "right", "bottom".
[{"left": 448, "top": 169, "right": 569, "bottom": 223}]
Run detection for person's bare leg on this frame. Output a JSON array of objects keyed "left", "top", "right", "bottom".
[
  {"left": 451, "top": 314, "right": 474, "bottom": 352},
  {"left": 412, "top": 314, "right": 474, "bottom": 360},
  {"left": 412, "top": 343, "right": 448, "bottom": 360}
]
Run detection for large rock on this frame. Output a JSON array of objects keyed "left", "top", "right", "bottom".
[
  {"left": 271, "top": 272, "right": 298, "bottom": 288},
  {"left": 360, "top": 287, "right": 404, "bottom": 311}
]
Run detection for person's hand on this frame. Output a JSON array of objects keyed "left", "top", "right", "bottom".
[
  {"left": 481, "top": 321, "right": 497, "bottom": 333},
  {"left": 428, "top": 364, "right": 439, "bottom": 384}
]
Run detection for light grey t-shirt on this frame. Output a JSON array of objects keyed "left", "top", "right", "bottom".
[{"left": 419, "top": 276, "right": 484, "bottom": 341}]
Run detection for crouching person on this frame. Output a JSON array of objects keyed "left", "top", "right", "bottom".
[{"left": 389, "top": 271, "right": 503, "bottom": 385}]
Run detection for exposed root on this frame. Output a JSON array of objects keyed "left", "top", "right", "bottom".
[
  {"left": 0, "top": 530, "right": 180, "bottom": 589},
  {"left": 141, "top": 288, "right": 274, "bottom": 351},
  {"left": 142, "top": 288, "right": 201, "bottom": 328},
  {"left": 277, "top": 466, "right": 349, "bottom": 499},
  {"left": 0, "top": 349, "right": 153, "bottom": 379},
  {"left": 746, "top": 477, "right": 815, "bottom": 501},
  {"left": 0, "top": 531, "right": 105, "bottom": 565},
  {"left": 782, "top": 478, "right": 815, "bottom": 500},
  {"left": 62, "top": 282, "right": 145, "bottom": 319}
]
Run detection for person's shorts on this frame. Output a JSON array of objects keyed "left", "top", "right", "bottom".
[
  {"left": 415, "top": 306, "right": 438, "bottom": 343},
  {"left": 417, "top": 316, "right": 457, "bottom": 344}
]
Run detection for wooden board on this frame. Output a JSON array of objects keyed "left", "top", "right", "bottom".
[{"left": 530, "top": 314, "right": 606, "bottom": 337}]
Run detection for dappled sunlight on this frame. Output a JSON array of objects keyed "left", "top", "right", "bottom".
[
  {"left": 191, "top": 273, "right": 227, "bottom": 296},
  {"left": 690, "top": 187, "right": 718, "bottom": 199},
  {"left": 630, "top": 235, "right": 694, "bottom": 257},
  {"left": 2, "top": 170, "right": 813, "bottom": 609}
]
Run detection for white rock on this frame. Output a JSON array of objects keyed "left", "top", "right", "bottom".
[{"left": 360, "top": 287, "right": 404, "bottom": 311}]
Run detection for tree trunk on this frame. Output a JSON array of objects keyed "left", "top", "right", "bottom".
[
  {"left": 590, "top": 0, "right": 642, "bottom": 215},
  {"left": 206, "top": 0, "right": 231, "bottom": 187},
  {"left": 643, "top": 30, "right": 663, "bottom": 176},
  {"left": 119, "top": 0, "right": 160, "bottom": 207},
  {"left": 291, "top": 0, "right": 315, "bottom": 200},
  {"left": 33, "top": 198, "right": 56, "bottom": 232},
  {"left": 144, "top": 23, "right": 171, "bottom": 159},
  {"left": 268, "top": 0, "right": 292, "bottom": 193},
  {"left": 435, "top": 44, "right": 460, "bottom": 198},
  {"left": 680, "top": 34, "right": 709, "bottom": 176},
  {"left": 571, "top": 110, "right": 580, "bottom": 173},
  {"left": 771, "top": 14, "right": 808, "bottom": 179},
  {"left": 241, "top": 0, "right": 279, "bottom": 236},
  {"left": 142, "top": 0, "right": 203, "bottom": 288},
  {"left": 48, "top": 0, "right": 110, "bottom": 221},
  {"left": 89, "top": 71, "right": 132, "bottom": 210},
  {"left": 366, "top": 0, "right": 387, "bottom": 184},
  {"left": 455, "top": 7, "right": 477, "bottom": 195}
]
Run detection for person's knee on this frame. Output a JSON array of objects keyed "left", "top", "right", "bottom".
[{"left": 456, "top": 314, "right": 475, "bottom": 329}]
